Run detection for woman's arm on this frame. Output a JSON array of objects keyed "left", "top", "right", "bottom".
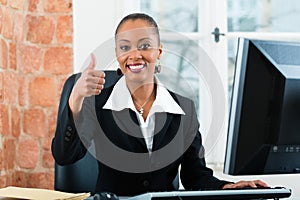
[
  {"left": 51, "top": 74, "right": 86, "bottom": 165},
  {"left": 52, "top": 54, "right": 105, "bottom": 165},
  {"left": 69, "top": 54, "right": 105, "bottom": 116}
]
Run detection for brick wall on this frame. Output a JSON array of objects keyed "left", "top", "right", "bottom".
[{"left": 0, "top": 0, "right": 73, "bottom": 189}]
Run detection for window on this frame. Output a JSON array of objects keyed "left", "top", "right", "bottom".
[
  {"left": 227, "top": 0, "right": 300, "bottom": 101},
  {"left": 141, "top": 0, "right": 198, "bottom": 32},
  {"left": 140, "top": 0, "right": 300, "bottom": 170},
  {"left": 140, "top": 0, "right": 228, "bottom": 168}
]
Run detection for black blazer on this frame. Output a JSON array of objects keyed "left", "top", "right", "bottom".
[{"left": 52, "top": 73, "right": 229, "bottom": 196}]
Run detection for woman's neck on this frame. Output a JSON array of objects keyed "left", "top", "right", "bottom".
[
  {"left": 126, "top": 77, "right": 156, "bottom": 102},
  {"left": 127, "top": 79, "right": 156, "bottom": 121},
  {"left": 129, "top": 83, "right": 155, "bottom": 103}
]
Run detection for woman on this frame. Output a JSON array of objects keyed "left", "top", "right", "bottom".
[{"left": 52, "top": 13, "right": 267, "bottom": 196}]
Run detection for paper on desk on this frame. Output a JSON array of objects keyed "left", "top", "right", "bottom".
[{"left": 0, "top": 186, "right": 90, "bottom": 200}]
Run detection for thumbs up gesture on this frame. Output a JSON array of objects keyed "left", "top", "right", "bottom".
[
  {"left": 69, "top": 54, "right": 106, "bottom": 114},
  {"left": 75, "top": 53, "right": 106, "bottom": 97}
]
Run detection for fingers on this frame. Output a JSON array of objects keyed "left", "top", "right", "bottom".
[
  {"left": 88, "top": 53, "right": 96, "bottom": 69},
  {"left": 86, "top": 68, "right": 105, "bottom": 80},
  {"left": 83, "top": 72, "right": 105, "bottom": 95},
  {"left": 73, "top": 53, "right": 109, "bottom": 97},
  {"left": 252, "top": 179, "right": 269, "bottom": 188},
  {"left": 241, "top": 180, "right": 269, "bottom": 188},
  {"left": 84, "top": 53, "right": 105, "bottom": 80},
  {"left": 79, "top": 53, "right": 106, "bottom": 96},
  {"left": 223, "top": 180, "right": 269, "bottom": 189},
  {"left": 91, "top": 76, "right": 105, "bottom": 92},
  {"left": 235, "top": 180, "right": 257, "bottom": 188}
]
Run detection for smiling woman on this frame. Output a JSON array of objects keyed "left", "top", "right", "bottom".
[
  {"left": 52, "top": 12, "right": 268, "bottom": 197},
  {"left": 115, "top": 17, "right": 163, "bottom": 120}
]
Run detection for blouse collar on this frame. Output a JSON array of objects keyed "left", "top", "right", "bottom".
[{"left": 103, "top": 76, "right": 185, "bottom": 115}]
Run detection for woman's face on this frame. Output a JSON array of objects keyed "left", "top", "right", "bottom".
[{"left": 115, "top": 19, "right": 162, "bottom": 85}]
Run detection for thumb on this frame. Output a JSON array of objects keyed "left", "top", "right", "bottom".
[{"left": 87, "top": 53, "right": 96, "bottom": 69}]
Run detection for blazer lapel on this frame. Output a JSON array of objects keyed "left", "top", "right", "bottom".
[{"left": 95, "top": 86, "right": 147, "bottom": 152}]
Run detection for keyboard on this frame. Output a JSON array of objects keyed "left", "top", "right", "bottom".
[{"left": 127, "top": 187, "right": 292, "bottom": 200}]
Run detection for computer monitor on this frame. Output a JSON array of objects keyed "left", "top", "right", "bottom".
[{"left": 224, "top": 38, "right": 300, "bottom": 175}]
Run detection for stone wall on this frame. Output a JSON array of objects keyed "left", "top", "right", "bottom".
[{"left": 0, "top": 0, "right": 73, "bottom": 189}]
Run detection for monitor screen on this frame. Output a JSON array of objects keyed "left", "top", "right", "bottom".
[{"left": 224, "top": 38, "right": 300, "bottom": 175}]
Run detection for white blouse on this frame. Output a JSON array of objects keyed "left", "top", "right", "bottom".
[{"left": 103, "top": 76, "right": 185, "bottom": 152}]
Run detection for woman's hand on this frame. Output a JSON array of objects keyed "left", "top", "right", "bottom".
[
  {"left": 222, "top": 180, "right": 269, "bottom": 189},
  {"left": 68, "top": 54, "right": 106, "bottom": 115}
]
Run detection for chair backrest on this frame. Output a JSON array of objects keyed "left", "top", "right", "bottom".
[
  {"left": 54, "top": 70, "right": 121, "bottom": 194},
  {"left": 54, "top": 145, "right": 98, "bottom": 193}
]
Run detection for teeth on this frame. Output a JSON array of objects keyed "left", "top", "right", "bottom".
[{"left": 129, "top": 65, "right": 144, "bottom": 70}]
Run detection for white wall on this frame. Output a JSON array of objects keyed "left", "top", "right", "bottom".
[{"left": 73, "top": 0, "right": 140, "bottom": 72}]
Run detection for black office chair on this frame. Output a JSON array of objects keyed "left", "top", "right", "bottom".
[
  {"left": 54, "top": 145, "right": 98, "bottom": 193},
  {"left": 54, "top": 70, "right": 121, "bottom": 194}
]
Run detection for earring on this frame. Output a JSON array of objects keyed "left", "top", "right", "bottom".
[
  {"left": 116, "top": 68, "right": 123, "bottom": 76},
  {"left": 155, "top": 61, "right": 161, "bottom": 74}
]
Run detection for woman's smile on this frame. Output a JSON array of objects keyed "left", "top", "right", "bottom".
[{"left": 127, "top": 63, "right": 146, "bottom": 73}]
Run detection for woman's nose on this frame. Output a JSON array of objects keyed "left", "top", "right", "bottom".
[{"left": 128, "top": 48, "right": 142, "bottom": 60}]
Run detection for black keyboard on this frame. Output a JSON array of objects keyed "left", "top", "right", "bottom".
[{"left": 127, "top": 187, "right": 292, "bottom": 200}]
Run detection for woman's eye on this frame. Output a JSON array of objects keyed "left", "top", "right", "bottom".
[
  {"left": 120, "top": 45, "right": 130, "bottom": 51},
  {"left": 138, "top": 43, "right": 151, "bottom": 50}
]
